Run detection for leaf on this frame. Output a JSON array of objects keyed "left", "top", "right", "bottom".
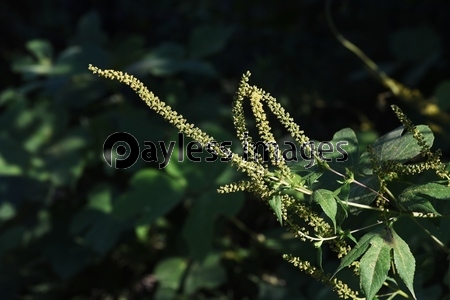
[
  {"left": 344, "top": 230, "right": 358, "bottom": 245},
  {"left": 183, "top": 253, "right": 226, "bottom": 295},
  {"left": 26, "top": 39, "right": 53, "bottom": 63},
  {"left": 154, "top": 257, "right": 188, "bottom": 298},
  {"left": 182, "top": 192, "right": 244, "bottom": 261},
  {"left": 328, "top": 128, "right": 360, "bottom": 169},
  {"left": 348, "top": 175, "right": 380, "bottom": 215},
  {"left": 87, "top": 183, "right": 113, "bottom": 213},
  {"left": 303, "top": 169, "right": 323, "bottom": 188},
  {"left": 154, "top": 257, "right": 188, "bottom": 287},
  {"left": 398, "top": 182, "right": 450, "bottom": 215},
  {"left": 315, "top": 240, "right": 324, "bottom": 271},
  {"left": 180, "top": 60, "right": 217, "bottom": 77},
  {"left": 313, "top": 189, "right": 337, "bottom": 232},
  {"left": 83, "top": 213, "right": 128, "bottom": 254},
  {"left": 332, "top": 230, "right": 380, "bottom": 277},
  {"left": 0, "top": 202, "right": 16, "bottom": 222},
  {"left": 126, "top": 42, "right": 185, "bottom": 76},
  {"left": 359, "top": 236, "right": 392, "bottom": 300},
  {"left": 188, "top": 25, "right": 234, "bottom": 58},
  {"left": 338, "top": 182, "right": 351, "bottom": 202},
  {"left": 71, "top": 10, "right": 106, "bottom": 45},
  {"left": 42, "top": 239, "right": 94, "bottom": 279},
  {"left": 391, "top": 229, "right": 417, "bottom": 299},
  {"left": 112, "top": 169, "right": 184, "bottom": 225},
  {"left": 181, "top": 194, "right": 216, "bottom": 261},
  {"left": 372, "top": 125, "right": 434, "bottom": 163},
  {"left": 269, "top": 195, "right": 283, "bottom": 226}
]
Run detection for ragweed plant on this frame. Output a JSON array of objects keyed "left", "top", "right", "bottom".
[{"left": 89, "top": 64, "right": 450, "bottom": 299}]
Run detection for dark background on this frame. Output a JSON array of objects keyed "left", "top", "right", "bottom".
[{"left": 1, "top": 0, "right": 450, "bottom": 299}]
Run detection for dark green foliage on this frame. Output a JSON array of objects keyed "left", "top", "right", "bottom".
[{"left": 2, "top": 1, "right": 450, "bottom": 299}]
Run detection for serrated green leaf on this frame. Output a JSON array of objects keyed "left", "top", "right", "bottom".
[
  {"left": 313, "top": 189, "right": 337, "bottom": 233},
  {"left": 269, "top": 195, "right": 283, "bottom": 226},
  {"left": 360, "top": 236, "right": 392, "bottom": 300},
  {"left": 338, "top": 182, "right": 351, "bottom": 202},
  {"left": 391, "top": 229, "right": 416, "bottom": 299},
  {"left": 335, "top": 183, "right": 351, "bottom": 223},
  {"left": 413, "top": 182, "right": 450, "bottom": 199},
  {"left": 372, "top": 125, "right": 434, "bottom": 163},
  {"left": 398, "top": 182, "right": 450, "bottom": 215},
  {"left": 333, "top": 229, "right": 381, "bottom": 277}
]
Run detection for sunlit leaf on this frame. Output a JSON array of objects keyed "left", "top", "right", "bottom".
[
  {"left": 0, "top": 202, "right": 16, "bottom": 222},
  {"left": 398, "top": 182, "right": 450, "bottom": 215},
  {"left": 26, "top": 39, "right": 53, "bottom": 64},
  {"left": 87, "top": 183, "right": 113, "bottom": 213},
  {"left": 155, "top": 258, "right": 186, "bottom": 283},
  {"left": 372, "top": 125, "right": 434, "bottom": 163}
]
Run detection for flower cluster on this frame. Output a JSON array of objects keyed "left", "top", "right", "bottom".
[{"left": 88, "top": 64, "right": 378, "bottom": 299}]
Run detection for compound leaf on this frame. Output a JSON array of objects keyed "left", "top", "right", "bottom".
[{"left": 333, "top": 229, "right": 381, "bottom": 277}]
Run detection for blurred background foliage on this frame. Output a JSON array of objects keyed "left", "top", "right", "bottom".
[{"left": 1, "top": 0, "right": 450, "bottom": 299}]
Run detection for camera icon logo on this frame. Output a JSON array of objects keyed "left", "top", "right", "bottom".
[{"left": 103, "top": 132, "right": 140, "bottom": 169}]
